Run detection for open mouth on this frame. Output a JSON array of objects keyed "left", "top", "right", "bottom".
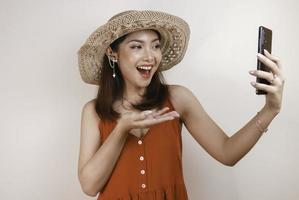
[{"left": 136, "top": 65, "right": 153, "bottom": 78}]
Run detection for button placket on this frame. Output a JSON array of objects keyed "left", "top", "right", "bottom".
[{"left": 137, "top": 138, "right": 148, "bottom": 191}]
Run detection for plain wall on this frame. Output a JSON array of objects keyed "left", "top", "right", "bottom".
[{"left": 1, "top": 0, "right": 298, "bottom": 199}]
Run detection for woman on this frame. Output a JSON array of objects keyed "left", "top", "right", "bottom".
[{"left": 77, "top": 10, "right": 285, "bottom": 199}]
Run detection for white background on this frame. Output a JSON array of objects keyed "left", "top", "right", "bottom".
[{"left": 1, "top": 0, "right": 298, "bottom": 199}]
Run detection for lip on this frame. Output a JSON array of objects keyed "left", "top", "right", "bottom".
[
  {"left": 138, "top": 63, "right": 155, "bottom": 66},
  {"left": 136, "top": 64, "right": 154, "bottom": 71},
  {"left": 136, "top": 64, "right": 154, "bottom": 68},
  {"left": 136, "top": 64, "right": 154, "bottom": 79}
]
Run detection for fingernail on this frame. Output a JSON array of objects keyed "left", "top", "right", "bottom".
[
  {"left": 250, "top": 82, "right": 256, "bottom": 86},
  {"left": 257, "top": 53, "right": 262, "bottom": 57},
  {"left": 173, "top": 114, "right": 179, "bottom": 118},
  {"left": 144, "top": 110, "right": 152, "bottom": 115},
  {"left": 249, "top": 70, "right": 254, "bottom": 75},
  {"left": 264, "top": 49, "right": 269, "bottom": 54}
]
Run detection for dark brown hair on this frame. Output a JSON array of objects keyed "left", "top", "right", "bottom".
[{"left": 95, "top": 30, "right": 169, "bottom": 121}]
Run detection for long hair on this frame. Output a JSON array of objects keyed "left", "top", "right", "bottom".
[{"left": 95, "top": 31, "right": 169, "bottom": 121}]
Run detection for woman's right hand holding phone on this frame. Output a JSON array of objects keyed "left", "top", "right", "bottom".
[{"left": 249, "top": 49, "right": 285, "bottom": 114}]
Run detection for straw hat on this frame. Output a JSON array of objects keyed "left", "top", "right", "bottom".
[{"left": 78, "top": 10, "right": 190, "bottom": 85}]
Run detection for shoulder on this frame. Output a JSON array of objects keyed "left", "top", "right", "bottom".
[
  {"left": 168, "top": 84, "right": 192, "bottom": 97},
  {"left": 167, "top": 84, "right": 198, "bottom": 117},
  {"left": 168, "top": 84, "right": 196, "bottom": 103},
  {"left": 83, "top": 98, "right": 97, "bottom": 110},
  {"left": 81, "top": 98, "right": 100, "bottom": 122}
]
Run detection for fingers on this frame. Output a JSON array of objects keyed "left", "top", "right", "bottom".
[
  {"left": 249, "top": 70, "right": 272, "bottom": 83},
  {"left": 134, "top": 110, "right": 153, "bottom": 121},
  {"left": 133, "top": 108, "right": 180, "bottom": 128},
  {"left": 257, "top": 52, "right": 281, "bottom": 76},
  {"left": 121, "top": 110, "right": 152, "bottom": 123},
  {"left": 121, "top": 106, "right": 180, "bottom": 130},
  {"left": 264, "top": 49, "right": 282, "bottom": 69},
  {"left": 249, "top": 71, "right": 285, "bottom": 96},
  {"left": 150, "top": 107, "right": 170, "bottom": 118},
  {"left": 250, "top": 81, "right": 277, "bottom": 94},
  {"left": 249, "top": 69, "right": 285, "bottom": 93},
  {"left": 143, "top": 107, "right": 179, "bottom": 119},
  {"left": 155, "top": 110, "right": 180, "bottom": 119},
  {"left": 263, "top": 50, "right": 286, "bottom": 84},
  {"left": 251, "top": 50, "right": 285, "bottom": 95},
  {"left": 135, "top": 115, "right": 176, "bottom": 128}
]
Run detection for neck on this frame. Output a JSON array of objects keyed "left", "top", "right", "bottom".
[{"left": 123, "top": 84, "right": 146, "bottom": 103}]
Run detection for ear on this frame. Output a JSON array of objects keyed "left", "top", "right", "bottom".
[{"left": 106, "top": 47, "right": 118, "bottom": 62}]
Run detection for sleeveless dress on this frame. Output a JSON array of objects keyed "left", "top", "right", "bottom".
[{"left": 97, "top": 98, "right": 189, "bottom": 200}]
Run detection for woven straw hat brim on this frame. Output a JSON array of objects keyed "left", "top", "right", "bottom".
[{"left": 78, "top": 10, "right": 190, "bottom": 85}]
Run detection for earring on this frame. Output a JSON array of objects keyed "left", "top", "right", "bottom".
[{"left": 108, "top": 57, "right": 117, "bottom": 78}]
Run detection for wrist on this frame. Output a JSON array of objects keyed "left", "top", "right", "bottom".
[
  {"left": 262, "top": 105, "right": 280, "bottom": 116},
  {"left": 116, "top": 119, "right": 131, "bottom": 134},
  {"left": 255, "top": 112, "right": 269, "bottom": 133}
]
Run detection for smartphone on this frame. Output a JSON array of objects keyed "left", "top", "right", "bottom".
[{"left": 256, "top": 26, "right": 272, "bottom": 95}]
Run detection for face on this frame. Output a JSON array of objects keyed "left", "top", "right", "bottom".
[{"left": 111, "top": 30, "right": 162, "bottom": 90}]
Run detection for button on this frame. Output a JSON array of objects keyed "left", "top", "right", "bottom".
[
  {"left": 141, "top": 169, "right": 145, "bottom": 175},
  {"left": 139, "top": 156, "right": 144, "bottom": 161},
  {"left": 138, "top": 140, "right": 143, "bottom": 145},
  {"left": 141, "top": 183, "right": 146, "bottom": 188}
]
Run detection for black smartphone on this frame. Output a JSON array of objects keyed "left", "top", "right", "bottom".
[{"left": 256, "top": 26, "right": 272, "bottom": 95}]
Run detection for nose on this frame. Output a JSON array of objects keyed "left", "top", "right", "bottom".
[{"left": 143, "top": 47, "right": 154, "bottom": 62}]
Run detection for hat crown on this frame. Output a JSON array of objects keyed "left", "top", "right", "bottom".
[
  {"left": 78, "top": 10, "right": 190, "bottom": 85},
  {"left": 108, "top": 10, "right": 136, "bottom": 21}
]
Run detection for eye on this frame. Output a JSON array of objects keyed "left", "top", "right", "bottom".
[
  {"left": 153, "top": 44, "right": 161, "bottom": 49},
  {"left": 130, "top": 45, "right": 142, "bottom": 49}
]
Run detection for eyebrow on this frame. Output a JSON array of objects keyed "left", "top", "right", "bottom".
[{"left": 127, "top": 38, "right": 160, "bottom": 44}]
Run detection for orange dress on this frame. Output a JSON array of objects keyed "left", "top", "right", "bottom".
[{"left": 97, "top": 98, "right": 189, "bottom": 200}]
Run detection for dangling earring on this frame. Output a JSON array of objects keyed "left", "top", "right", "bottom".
[{"left": 108, "top": 57, "right": 117, "bottom": 78}]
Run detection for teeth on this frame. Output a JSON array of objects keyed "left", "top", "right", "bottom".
[{"left": 137, "top": 65, "right": 152, "bottom": 70}]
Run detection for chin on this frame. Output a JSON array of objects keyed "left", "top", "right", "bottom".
[{"left": 139, "top": 81, "right": 151, "bottom": 88}]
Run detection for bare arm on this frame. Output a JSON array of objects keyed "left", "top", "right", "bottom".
[
  {"left": 77, "top": 100, "right": 180, "bottom": 196},
  {"left": 223, "top": 105, "right": 278, "bottom": 165},
  {"left": 78, "top": 100, "right": 129, "bottom": 197},
  {"left": 170, "top": 85, "right": 230, "bottom": 165},
  {"left": 225, "top": 50, "right": 285, "bottom": 165},
  {"left": 170, "top": 85, "right": 279, "bottom": 166},
  {"left": 169, "top": 51, "right": 284, "bottom": 166}
]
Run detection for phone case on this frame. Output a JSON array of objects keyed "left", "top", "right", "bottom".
[{"left": 256, "top": 26, "right": 272, "bottom": 95}]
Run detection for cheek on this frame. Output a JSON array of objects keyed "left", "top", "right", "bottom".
[
  {"left": 117, "top": 56, "right": 132, "bottom": 70},
  {"left": 119, "top": 51, "right": 140, "bottom": 65},
  {"left": 157, "top": 54, "right": 162, "bottom": 63},
  {"left": 155, "top": 52, "right": 162, "bottom": 65},
  {"left": 155, "top": 50, "right": 162, "bottom": 60},
  {"left": 117, "top": 56, "right": 138, "bottom": 75}
]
